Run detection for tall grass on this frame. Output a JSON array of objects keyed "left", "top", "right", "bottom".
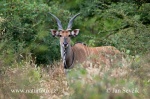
[{"left": 0, "top": 53, "right": 149, "bottom": 99}]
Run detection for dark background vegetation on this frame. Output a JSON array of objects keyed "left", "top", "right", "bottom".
[
  {"left": 0, "top": 0, "right": 150, "bottom": 99},
  {"left": 0, "top": 0, "right": 149, "bottom": 65}
]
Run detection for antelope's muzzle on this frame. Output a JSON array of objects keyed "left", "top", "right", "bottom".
[
  {"left": 63, "top": 37, "right": 69, "bottom": 48},
  {"left": 63, "top": 42, "right": 68, "bottom": 48}
]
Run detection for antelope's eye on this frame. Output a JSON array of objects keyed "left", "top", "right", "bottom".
[
  {"left": 69, "top": 34, "right": 73, "bottom": 37},
  {"left": 69, "top": 33, "right": 73, "bottom": 37},
  {"left": 58, "top": 34, "right": 62, "bottom": 37},
  {"left": 69, "top": 34, "right": 72, "bottom": 37}
]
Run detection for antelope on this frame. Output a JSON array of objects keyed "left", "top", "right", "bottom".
[{"left": 50, "top": 13, "right": 123, "bottom": 69}]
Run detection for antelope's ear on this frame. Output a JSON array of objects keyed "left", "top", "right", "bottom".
[
  {"left": 50, "top": 29, "right": 59, "bottom": 37},
  {"left": 71, "top": 29, "right": 80, "bottom": 36}
]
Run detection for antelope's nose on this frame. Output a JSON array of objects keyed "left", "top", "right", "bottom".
[{"left": 63, "top": 42, "right": 68, "bottom": 47}]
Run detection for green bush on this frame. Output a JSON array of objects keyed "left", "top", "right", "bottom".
[
  {"left": 1, "top": 1, "right": 149, "bottom": 65},
  {"left": 0, "top": 1, "right": 71, "bottom": 65},
  {"left": 0, "top": 0, "right": 150, "bottom": 99}
]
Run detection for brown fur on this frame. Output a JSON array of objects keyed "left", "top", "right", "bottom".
[{"left": 72, "top": 43, "right": 122, "bottom": 68}]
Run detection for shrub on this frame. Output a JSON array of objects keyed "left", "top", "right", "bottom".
[{"left": 0, "top": 1, "right": 71, "bottom": 65}]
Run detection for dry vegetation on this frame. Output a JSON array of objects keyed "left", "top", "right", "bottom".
[
  {"left": 0, "top": 53, "right": 149, "bottom": 99},
  {"left": 0, "top": 1, "right": 149, "bottom": 99}
]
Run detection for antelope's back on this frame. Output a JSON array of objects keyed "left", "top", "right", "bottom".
[{"left": 72, "top": 43, "right": 124, "bottom": 67}]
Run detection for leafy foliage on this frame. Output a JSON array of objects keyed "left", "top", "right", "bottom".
[
  {"left": 0, "top": 1, "right": 71, "bottom": 64},
  {"left": 0, "top": 0, "right": 150, "bottom": 99},
  {"left": 0, "top": 0, "right": 149, "bottom": 64}
]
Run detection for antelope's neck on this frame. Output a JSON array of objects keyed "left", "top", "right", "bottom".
[{"left": 60, "top": 45, "right": 74, "bottom": 68}]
